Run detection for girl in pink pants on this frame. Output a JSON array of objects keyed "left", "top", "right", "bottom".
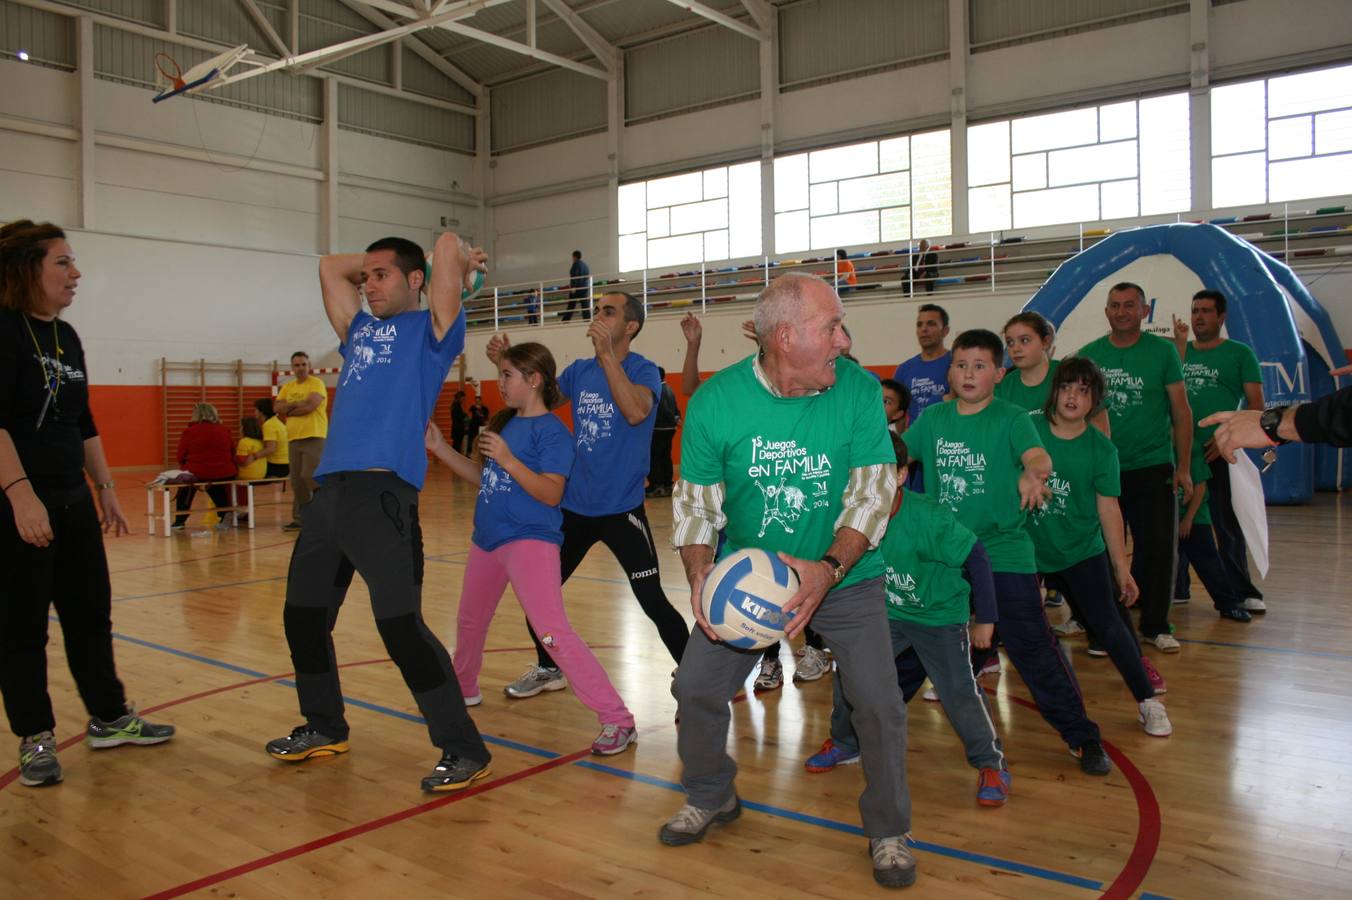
[{"left": 425, "top": 342, "right": 636, "bottom": 756}]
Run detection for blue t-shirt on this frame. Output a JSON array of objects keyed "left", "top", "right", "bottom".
[
  {"left": 315, "top": 307, "right": 465, "bottom": 490},
  {"left": 472, "top": 413, "right": 575, "bottom": 552},
  {"left": 892, "top": 351, "right": 952, "bottom": 422},
  {"left": 559, "top": 352, "right": 661, "bottom": 516}
]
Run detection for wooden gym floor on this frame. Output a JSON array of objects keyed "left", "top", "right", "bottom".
[{"left": 1, "top": 469, "right": 1349, "bottom": 899}]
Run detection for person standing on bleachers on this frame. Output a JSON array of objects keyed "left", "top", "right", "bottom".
[
  {"left": 907, "top": 239, "right": 938, "bottom": 294},
  {"left": 276, "top": 351, "right": 328, "bottom": 530},
  {"left": 562, "top": 250, "right": 591, "bottom": 322}
]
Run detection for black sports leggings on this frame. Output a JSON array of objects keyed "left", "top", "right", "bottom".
[{"left": 530, "top": 504, "right": 688, "bottom": 667}]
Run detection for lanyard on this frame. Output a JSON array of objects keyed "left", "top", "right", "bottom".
[{"left": 23, "top": 314, "right": 62, "bottom": 430}]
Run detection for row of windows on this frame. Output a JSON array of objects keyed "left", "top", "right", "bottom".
[{"left": 617, "top": 62, "right": 1352, "bottom": 274}]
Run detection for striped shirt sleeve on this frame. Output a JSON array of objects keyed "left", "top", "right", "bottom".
[
  {"left": 671, "top": 478, "right": 727, "bottom": 550},
  {"left": 834, "top": 463, "right": 897, "bottom": 549}
]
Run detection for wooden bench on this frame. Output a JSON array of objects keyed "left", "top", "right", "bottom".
[{"left": 145, "top": 477, "right": 289, "bottom": 536}]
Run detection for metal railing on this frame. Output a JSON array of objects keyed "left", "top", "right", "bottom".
[{"left": 465, "top": 203, "right": 1352, "bottom": 331}]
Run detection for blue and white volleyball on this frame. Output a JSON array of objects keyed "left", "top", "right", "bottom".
[{"left": 701, "top": 548, "right": 800, "bottom": 649}]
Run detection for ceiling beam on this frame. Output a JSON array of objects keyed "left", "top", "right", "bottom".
[
  {"left": 435, "top": 22, "right": 611, "bottom": 80},
  {"left": 237, "top": 0, "right": 290, "bottom": 58},
  {"left": 739, "top": 0, "right": 773, "bottom": 33},
  {"left": 538, "top": 0, "right": 617, "bottom": 71},
  {"left": 658, "top": 0, "right": 762, "bottom": 41},
  {"left": 341, "top": 0, "right": 485, "bottom": 97}
]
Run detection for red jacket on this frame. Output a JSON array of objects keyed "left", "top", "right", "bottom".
[{"left": 177, "top": 422, "right": 237, "bottom": 480}]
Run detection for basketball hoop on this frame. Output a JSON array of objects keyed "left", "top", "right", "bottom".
[{"left": 154, "top": 52, "right": 186, "bottom": 92}]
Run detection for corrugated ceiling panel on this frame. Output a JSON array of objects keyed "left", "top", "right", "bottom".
[
  {"left": 59, "top": 0, "right": 163, "bottom": 27},
  {"left": 625, "top": 25, "right": 758, "bottom": 122},
  {"left": 582, "top": 0, "right": 745, "bottom": 45},
  {"left": 780, "top": 0, "right": 947, "bottom": 88},
  {"left": 339, "top": 82, "right": 474, "bottom": 151},
  {"left": 177, "top": 1, "right": 273, "bottom": 50},
  {"left": 491, "top": 67, "right": 606, "bottom": 152},
  {"left": 93, "top": 25, "right": 321, "bottom": 121},
  {"left": 401, "top": 45, "right": 478, "bottom": 105},
  {"left": 1, "top": 0, "right": 74, "bottom": 69},
  {"left": 300, "top": 0, "right": 372, "bottom": 32},
  {"left": 437, "top": 20, "right": 590, "bottom": 83},
  {"left": 970, "top": 0, "right": 1186, "bottom": 46}
]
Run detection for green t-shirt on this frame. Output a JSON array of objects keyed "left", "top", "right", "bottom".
[
  {"left": 904, "top": 397, "right": 1042, "bottom": 573},
  {"left": 1077, "top": 332, "right": 1184, "bottom": 471},
  {"left": 1179, "top": 443, "right": 1213, "bottom": 527},
  {"left": 880, "top": 492, "right": 977, "bottom": 626},
  {"left": 680, "top": 356, "right": 895, "bottom": 589},
  {"left": 1183, "top": 340, "right": 1262, "bottom": 447},
  {"left": 1025, "top": 417, "right": 1120, "bottom": 573},
  {"left": 994, "top": 359, "right": 1060, "bottom": 418}
]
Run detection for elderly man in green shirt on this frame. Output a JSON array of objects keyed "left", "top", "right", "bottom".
[
  {"left": 1171, "top": 289, "right": 1266, "bottom": 612},
  {"left": 1078, "top": 282, "right": 1193, "bottom": 652},
  {"left": 662, "top": 273, "right": 915, "bottom": 889}
]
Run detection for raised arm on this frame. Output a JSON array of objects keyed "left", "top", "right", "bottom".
[
  {"left": 318, "top": 253, "right": 366, "bottom": 344},
  {"left": 680, "top": 313, "right": 703, "bottom": 397},
  {"left": 429, "top": 232, "right": 487, "bottom": 343}
]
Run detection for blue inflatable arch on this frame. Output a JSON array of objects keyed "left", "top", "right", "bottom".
[{"left": 1023, "top": 223, "right": 1345, "bottom": 503}]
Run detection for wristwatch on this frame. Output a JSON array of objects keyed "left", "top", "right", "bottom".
[
  {"left": 1259, "top": 406, "right": 1289, "bottom": 446},
  {"left": 821, "top": 554, "right": 846, "bottom": 585}
]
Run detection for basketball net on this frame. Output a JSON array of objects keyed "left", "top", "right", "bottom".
[{"left": 154, "top": 52, "right": 186, "bottom": 91}]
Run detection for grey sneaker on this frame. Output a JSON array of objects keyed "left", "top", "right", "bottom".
[
  {"left": 591, "top": 724, "right": 637, "bottom": 756},
  {"left": 1052, "top": 618, "right": 1085, "bottom": 637},
  {"left": 18, "top": 732, "right": 62, "bottom": 787},
  {"left": 86, "top": 709, "right": 175, "bottom": 749},
  {"left": 421, "top": 754, "right": 491, "bottom": 792},
  {"left": 265, "top": 725, "right": 349, "bottom": 761},
  {"left": 793, "top": 645, "right": 831, "bottom": 682},
  {"left": 753, "top": 659, "right": 783, "bottom": 692},
  {"left": 658, "top": 794, "right": 741, "bottom": 846},
  {"left": 503, "top": 665, "right": 567, "bottom": 699},
  {"left": 870, "top": 835, "right": 918, "bottom": 887}
]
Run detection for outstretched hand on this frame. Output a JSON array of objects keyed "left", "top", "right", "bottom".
[
  {"left": 1018, "top": 469, "right": 1051, "bottom": 511},
  {"left": 680, "top": 312, "right": 702, "bottom": 345}
]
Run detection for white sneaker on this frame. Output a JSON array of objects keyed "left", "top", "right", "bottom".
[
  {"left": 753, "top": 659, "right": 783, "bottom": 692},
  {"left": 1053, "top": 618, "right": 1085, "bottom": 637},
  {"left": 921, "top": 686, "right": 940, "bottom": 702},
  {"left": 464, "top": 694, "right": 482, "bottom": 707},
  {"left": 1243, "top": 597, "right": 1267, "bottom": 613},
  {"left": 793, "top": 645, "right": 831, "bottom": 683},
  {"left": 1147, "top": 633, "right": 1181, "bottom": 653},
  {"left": 1138, "top": 698, "right": 1173, "bottom": 737}
]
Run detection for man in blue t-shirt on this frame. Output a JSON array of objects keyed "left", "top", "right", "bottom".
[
  {"left": 267, "top": 233, "right": 494, "bottom": 795},
  {"left": 487, "top": 292, "right": 688, "bottom": 700},
  {"left": 561, "top": 250, "right": 591, "bottom": 322},
  {"left": 891, "top": 303, "right": 951, "bottom": 491}
]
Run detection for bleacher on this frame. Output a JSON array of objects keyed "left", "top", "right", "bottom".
[{"left": 464, "top": 203, "right": 1352, "bottom": 330}]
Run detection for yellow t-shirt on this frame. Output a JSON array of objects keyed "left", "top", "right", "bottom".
[
  {"left": 236, "top": 438, "right": 268, "bottom": 481},
  {"left": 278, "top": 376, "right": 329, "bottom": 440},
  {"left": 262, "top": 416, "right": 289, "bottom": 464}
]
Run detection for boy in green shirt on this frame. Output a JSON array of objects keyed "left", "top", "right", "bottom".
[
  {"left": 905, "top": 329, "right": 1112, "bottom": 776},
  {"left": 1177, "top": 443, "right": 1252, "bottom": 622},
  {"left": 805, "top": 432, "right": 1011, "bottom": 807}
]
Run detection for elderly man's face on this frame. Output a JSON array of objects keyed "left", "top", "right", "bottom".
[{"left": 783, "top": 283, "right": 851, "bottom": 392}]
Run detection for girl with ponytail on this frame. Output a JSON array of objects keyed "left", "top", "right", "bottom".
[{"left": 425, "top": 342, "right": 637, "bottom": 756}]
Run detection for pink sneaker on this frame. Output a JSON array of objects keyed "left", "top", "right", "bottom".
[
  {"left": 1141, "top": 656, "right": 1167, "bottom": 694},
  {"left": 591, "top": 724, "right": 637, "bottom": 756}
]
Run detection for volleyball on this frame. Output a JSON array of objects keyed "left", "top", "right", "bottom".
[{"left": 700, "top": 548, "right": 800, "bottom": 649}]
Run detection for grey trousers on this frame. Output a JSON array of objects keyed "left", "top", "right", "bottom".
[
  {"left": 674, "top": 577, "right": 910, "bottom": 838},
  {"left": 831, "top": 619, "right": 1005, "bottom": 771},
  {"left": 288, "top": 437, "right": 325, "bottom": 520}
]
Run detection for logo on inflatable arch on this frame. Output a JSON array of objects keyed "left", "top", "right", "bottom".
[{"left": 1021, "top": 223, "right": 1346, "bottom": 504}]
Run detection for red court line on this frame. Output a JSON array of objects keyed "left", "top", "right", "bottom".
[
  {"left": 985, "top": 684, "right": 1161, "bottom": 899},
  {"left": 110, "top": 539, "right": 295, "bottom": 574},
  {"left": 142, "top": 747, "right": 594, "bottom": 900}
]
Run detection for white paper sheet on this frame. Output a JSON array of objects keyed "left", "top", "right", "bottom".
[{"left": 1228, "top": 450, "right": 1270, "bottom": 579}]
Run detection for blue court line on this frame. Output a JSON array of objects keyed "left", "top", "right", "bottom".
[
  {"left": 113, "top": 576, "right": 286, "bottom": 604},
  {"left": 574, "top": 761, "right": 1106, "bottom": 891},
  {"left": 102, "top": 629, "right": 1171, "bottom": 896},
  {"left": 1178, "top": 636, "right": 1352, "bottom": 662}
]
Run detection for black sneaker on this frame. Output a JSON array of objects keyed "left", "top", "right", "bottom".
[
  {"left": 1218, "top": 606, "right": 1253, "bottom": 623},
  {"left": 283, "top": 521, "right": 303, "bottom": 531},
  {"left": 421, "top": 754, "right": 491, "bottom": 792},
  {"left": 1073, "top": 739, "right": 1112, "bottom": 776}
]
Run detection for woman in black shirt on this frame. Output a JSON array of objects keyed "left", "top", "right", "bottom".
[{"left": 0, "top": 219, "right": 174, "bottom": 788}]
